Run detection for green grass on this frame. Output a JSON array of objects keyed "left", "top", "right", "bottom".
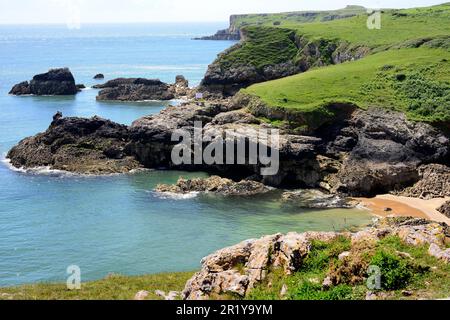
[
  {"left": 234, "top": 4, "right": 450, "bottom": 48},
  {"left": 0, "top": 272, "right": 194, "bottom": 300},
  {"left": 230, "top": 6, "right": 367, "bottom": 30},
  {"left": 219, "top": 26, "right": 298, "bottom": 70},
  {"left": 244, "top": 47, "right": 450, "bottom": 125}
]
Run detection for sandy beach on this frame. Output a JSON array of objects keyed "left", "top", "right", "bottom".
[{"left": 357, "top": 195, "right": 450, "bottom": 224}]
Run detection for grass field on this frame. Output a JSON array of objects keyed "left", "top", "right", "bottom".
[
  {"left": 244, "top": 47, "right": 450, "bottom": 124},
  {"left": 0, "top": 272, "right": 193, "bottom": 300}
]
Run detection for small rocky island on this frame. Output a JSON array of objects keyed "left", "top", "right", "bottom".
[
  {"left": 93, "top": 75, "right": 191, "bottom": 101},
  {"left": 9, "top": 68, "right": 81, "bottom": 96}
]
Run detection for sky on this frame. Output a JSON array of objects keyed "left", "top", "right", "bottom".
[{"left": 0, "top": 0, "right": 446, "bottom": 24}]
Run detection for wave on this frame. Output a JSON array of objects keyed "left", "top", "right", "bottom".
[
  {"left": 151, "top": 191, "right": 199, "bottom": 200},
  {"left": 1, "top": 156, "right": 150, "bottom": 178},
  {"left": 1, "top": 158, "right": 76, "bottom": 177}
]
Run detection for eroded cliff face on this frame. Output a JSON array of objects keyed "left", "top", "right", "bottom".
[
  {"left": 198, "top": 28, "right": 370, "bottom": 96},
  {"left": 7, "top": 97, "right": 449, "bottom": 198}
]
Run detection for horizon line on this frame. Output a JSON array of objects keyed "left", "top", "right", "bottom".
[{"left": 0, "top": 21, "right": 230, "bottom": 26}]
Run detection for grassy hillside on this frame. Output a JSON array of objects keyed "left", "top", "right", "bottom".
[
  {"left": 0, "top": 272, "right": 193, "bottom": 300},
  {"left": 227, "top": 3, "right": 450, "bottom": 126},
  {"left": 254, "top": 4, "right": 450, "bottom": 48},
  {"left": 244, "top": 47, "right": 450, "bottom": 125},
  {"left": 230, "top": 5, "right": 367, "bottom": 30}
]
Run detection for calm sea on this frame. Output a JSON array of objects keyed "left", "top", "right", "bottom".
[{"left": 0, "top": 23, "right": 372, "bottom": 286}]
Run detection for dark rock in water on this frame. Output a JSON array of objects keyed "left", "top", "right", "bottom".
[
  {"left": 93, "top": 73, "right": 105, "bottom": 80},
  {"left": 9, "top": 81, "right": 32, "bottom": 95},
  {"left": 94, "top": 78, "right": 175, "bottom": 101},
  {"left": 9, "top": 68, "right": 78, "bottom": 96},
  {"left": 7, "top": 113, "right": 140, "bottom": 174},
  {"left": 155, "top": 176, "right": 269, "bottom": 196},
  {"left": 282, "top": 189, "right": 355, "bottom": 209},
  {"left": 438, "top": 201, "right": 450, "bottom": 218},
  {"left": 76, "top": 84, "right": 86, "bottom": 91}
]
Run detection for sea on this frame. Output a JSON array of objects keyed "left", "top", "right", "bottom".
[{"left": 0, "top": 23, "right": 372, "bottom": 286}]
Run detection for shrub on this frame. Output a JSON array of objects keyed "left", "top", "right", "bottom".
[{"left": 370, "top": 250, "right": 413, "bottom": 290}]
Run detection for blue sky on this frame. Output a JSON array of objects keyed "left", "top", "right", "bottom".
[{"left": 0, "top": 0, "right": 445, "bottom": 24}]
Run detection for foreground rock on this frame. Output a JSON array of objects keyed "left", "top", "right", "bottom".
[
  {"left": 155, "top": 176, "right": 269, "bottom": 196},
  {"left": 94, "top": 78, "right": 175, "bottom": 101},
  {"left": 9, "top": 68, "right": 79, "bottom": 96},
  {"left": 7, "top": 113, "right": 140, "bottom": 174},
  {"left": 182, "top": 217, "right": 450, "bottom": 300}
]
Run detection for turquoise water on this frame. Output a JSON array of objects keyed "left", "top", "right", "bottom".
[{"left": 0, "top": 24, "right": 372, "bottom": 287}]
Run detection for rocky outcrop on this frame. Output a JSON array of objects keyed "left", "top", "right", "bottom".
[
  {"left": 438, "top": 201, "right": 450, "bottom": 218},
  {"left": 281, "top": 189, "right": 356, "bottom": 209},
  {"left": 94, "top": 78, "right": 175, "bottom": 101},
  {"left": 93, "top": 73, "right": 104, "bottom": 80},
  {"left": 6, "top": 99, "right": 449, "bottom": 198},
  {"left": 6, "top": 113, "right": 141, "bottom": 174},
  {"left": 194, "top": 28, "right": 241, "bottom": 41},
  {"left": 396, "top": 164, "right": 450, "bottom": 199},
  {"left": 182, "top": 217, "right": 450, "bottom": 300},
  {"left": 194, "top": 15, "right": 242, "bottom": 41},
  {"left": 155, "top": 176, "right": 269, "bottom": 196},
  {"left": 93, "top": 76, "right": 193, "bottom": 101},
  {"left": 9, "top": 68, "right": 78, "bottom": 96},
  {"left": 321, "top": 108, "right": 449, "bottom": 196}
]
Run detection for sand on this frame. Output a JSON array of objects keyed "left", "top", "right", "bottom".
[{"left": 357, "top": 195, "right": 450, "bottom": 225}]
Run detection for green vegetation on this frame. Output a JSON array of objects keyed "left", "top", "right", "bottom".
[
  {"left": 245, "top": 48, "right": 449, "bottom": 125},
  {"left": 0, "top": 272, "right": 193, "bottom": 300},
  {"left": 216, "top": 3, "right": 450, "bottom": 126},
  {"left": 233, "top": 4, "right": 450, "bottom": 48},
  {"left": 1, "top": 237, "right": 449, "bottom": 300},
  {"left": 219, "top": 27, "right": 298, "bottom": 70},
  {"left": 246, "top": 236, "right": 450, "bottom": 300},
  {"left": 231, "top": 6, "right": 367, "bottom": 30}
]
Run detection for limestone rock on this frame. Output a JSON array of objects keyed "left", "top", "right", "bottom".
[
  {"left": 134, "top": 290, "right": 149, "bottom": 300},
  {"left": 428, "top": 244, "right": 450, "bottom": 263},
  {"left": 155, "top": 176, "right": 270, "bottom": 196}
]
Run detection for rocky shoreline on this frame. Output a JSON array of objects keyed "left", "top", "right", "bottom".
[{"left": 7, "top": 92, "right": 449, "bottom": 199}]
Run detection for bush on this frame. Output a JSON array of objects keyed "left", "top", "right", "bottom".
[{"left": 370, "top": 250, "right": 413, "bottom": 290}]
